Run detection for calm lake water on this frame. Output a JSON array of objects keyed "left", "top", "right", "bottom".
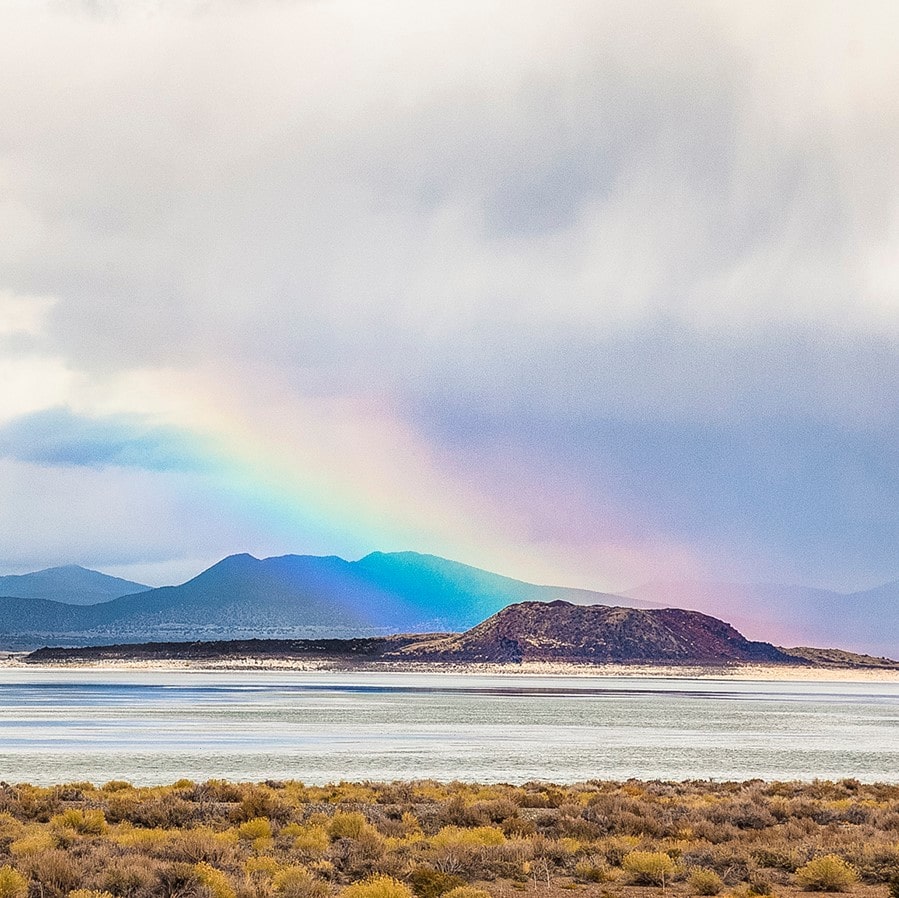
[{"left": 1, "top": 669, "right": 897, "bottom": 785}]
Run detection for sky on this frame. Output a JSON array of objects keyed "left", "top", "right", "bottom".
[{"left": 1, "top": 0, "right": 898, "bottom": 591}]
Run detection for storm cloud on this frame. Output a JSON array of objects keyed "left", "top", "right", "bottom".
[{"left": 1, "top": 0, "right": 898, "bottom": 589}]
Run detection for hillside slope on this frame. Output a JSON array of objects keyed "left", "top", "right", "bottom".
[
  {"left": 0, "top": 565, "right": 148, "bottom": 605},
  {"left": 28, "top": 601, "right": 831, "bottom": 667},
  {"left": 627, "top": 580, "right": 899, "bottom": 657},
  {"left": 0, "top": 552, "right": 657, "bottom": 648},
  {"left": 394, "top": 601, "right": 793, "bottom": 664}
]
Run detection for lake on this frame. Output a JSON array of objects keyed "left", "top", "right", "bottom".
[{"left": 1, "top": 668, "right": 897, "bottom": 785}]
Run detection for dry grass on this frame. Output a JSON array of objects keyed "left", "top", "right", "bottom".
[{"left": 0, "top": 780, "right": 895, "bottom": 898}]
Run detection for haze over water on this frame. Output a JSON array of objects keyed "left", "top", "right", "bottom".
[{"left": 2, "top": 670, "right": 896, "bottom": 786}]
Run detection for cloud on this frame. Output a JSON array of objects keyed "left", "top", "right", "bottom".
[
  {"left": 0, "top": 407, "right": 205, "bottom": 471},
  {"left": 0, "top": 456, "right": 280, "bottom": 584},
  {"left": 421, "top": 395, "right": 899, "bottom": 589},
  {"left": 3, "top": 0, "right": 897, "bottom": 371},
  {"left": 0, "top": 290, "right": 55, "bottom": 337},
  {"left": 1, "top": 0, "right": 899, "bottom": 588}
]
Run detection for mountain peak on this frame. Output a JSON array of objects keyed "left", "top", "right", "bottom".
[{"left": 0, "top": 565, "right": 149, "bottom": 606}]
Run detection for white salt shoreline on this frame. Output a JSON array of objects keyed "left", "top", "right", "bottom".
[{"left": 4, "top": 655, "right": 899, "bottom": 681}]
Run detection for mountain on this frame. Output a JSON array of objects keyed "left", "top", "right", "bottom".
[
  {"left": 4, "top": 554, "right": 896, "bottom": 657},
  {"left": 626, "top": 580, "right": 899, "bottom": 658},
  {"left": 0, "top": 551, "right": 660, "bottom": 649},
  {"left": 0, "top": 565, "right": 148, "bottom": 605},
  {"left": 28, "top": 601, "right": 813, "bottom": 667},
  {"left": 392, "top": 601, "right": 793, "bottom": 664}
]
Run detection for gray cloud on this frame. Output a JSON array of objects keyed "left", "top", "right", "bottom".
[
  {"left": 0, "top": 407, "right": 205, "bottom": 471},
  {"left": 1, "top": 0, "right": 899, "bottom": 586}
]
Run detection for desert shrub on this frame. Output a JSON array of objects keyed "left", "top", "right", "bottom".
[
  {"left": 501, "top": 817, "right": 536, "bottom": 838},
  {"left": 408, "top": 866, "right": 464, "bottom": 898},
  {"left": 750, "top": 847, "right": 801, "bottom": 872},
  {"left": 622, "top": 851, "right": 678, "bottom": 885},
  {"left": 707, "top": 803, "right": 775, "bottom": 831},
  {"left": 292, "top": 825, "right": 330, "bottom": 857},
  {"left": 795, "top": 856, "right": 857, "bottom": 892},
  {"left": 239, "top": 817, "right": 274, "bottom": 842},
  {"left": 50, "top": 808, "right": 107, "bottom": 836},
  {"left": 470, "top": 800, "right": 518, "bottom": 824},
  {"left": 272, "top": 865, "right": 329, "bottom": 898},
  {"left": 0, "top": 777, "right": 896, "bottom": 898},
  {"left": 237, "top": 789, "right": 291, "bottom": 824},
  {"left": 69, "top": 891, "right": 114, "bottom": 898},
  {"left": 747, "top": 874, "right": 775, "bottom": 895},
  {"left": 430, "top": 827, "right": 505, "bottom": 850},
  {"left": 98, "top": 859, "right": 157, "bottom": 897},
  {"left": 435, "top": 797, "right": 486, "bottom": 829},
  {"left": 165, "top": 827, "right": 237, "bottom": 864},
  {"left": 574, "top": 858, "right": 610, "bottom": 883},
  {"left": 598, "top": 836, "right": 640, "bottom": 866},
  {"left": 729, "top": 886, "right": 775, "bottom": 898},
  {"left": 328, "top": 813, "right": 369, "bottom": 840},
  {"left": 23, "top": 849, "right": 84, "bottom": 897},
  {"left": 329, "top": 826, "right": 386, "bottom": 878},
  {"left": 194, "top": 862, "right": 236, "bottom": 898},
  {"left": 244, "top": 856, "right": 282, "bottom": 886},
  {"left": 441, "top": 889, "right": 490, "bottom": 898},
  {"left": 844, "top": 844, "right": 899, "bottom": 883},
  {"left": 428, "top": 826, "right": 508, "bottom": 877},
  {"left": 689, "top": 868, "right": 724, "bottom": 895},
  {"left": 341, "top": 876, "right": 413, "bottom": 898},
  {"left": 110, "top": 824, "right": 172, "bottom": 853},
  {"left": 102, "top": 781, "right": 132, "bottom": 793},
  {"left": 0, "top": 867, "right": 27, "bottom": 898},
  {"left": 9, "top": 829, "right": 56, "bottom": 855},
  {"left": 156, "top": 863, "right": 201, "bottom": 898}
]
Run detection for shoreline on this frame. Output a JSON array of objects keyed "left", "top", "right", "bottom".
[{"left": 5, "top": 655, "right": 899, "bottom": 681}]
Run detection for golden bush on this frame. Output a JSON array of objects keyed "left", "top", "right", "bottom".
[
  {"left": 341, "top": 875, "right": 413, "bottom": 898},
  {"left": 0, "top": 867, "right": 27, "bottom": 898},
  {"left": 795, "top": 856, "right": 858, "bottom": 892},
  {"left": 195, "top": 862, "right": 236, "bottom": 898},
  {"left": 689, "top": 867, "right": 724, "bottom": 895},
  {"left": 272, "top": 865, "right": 329, "bottom": 898},
  {"left": 622, "top": 851, "right": 678, "bottom": 885},
  {"left": 442, "top": 888, "right": 491, "bottom": 898},
  {"left": 328, "top": 813, "right": 369, "bottom": 841}
]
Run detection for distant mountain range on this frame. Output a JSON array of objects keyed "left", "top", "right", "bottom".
[
  {"left": 2, "top": 553, "right": 896, "bottom": 658},
  {"left": 30, "top": 601, "right": 896, "bottom": 669},
  {"left": 627, "top": 580, "right": 899, "bottom": 659},
  {"left": 0, "top": 552, "right": 657, "bottom": 649},
  {"left": 0, "top": 565, "right": 148, "bottom": 605}
]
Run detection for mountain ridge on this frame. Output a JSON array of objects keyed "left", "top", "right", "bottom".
[
  {"left": 3, "top": 552, "right": 896, "bottom": 658},
  {"left": 28, "top": 600, "right": 897, "bottom": 669},
  {"left": 0, "top": 565, "right": 148, "bottom": 605},
  {"left": 0, "top": 551, "right": 659, "bottom": 649}
]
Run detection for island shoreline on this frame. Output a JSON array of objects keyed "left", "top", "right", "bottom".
[{"left": 6, "top": 656, "right": 899, "bottom": 681}]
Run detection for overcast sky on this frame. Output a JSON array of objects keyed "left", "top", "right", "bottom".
[{"left": 1, "top": 0, "right": 898, "bottom": 591}]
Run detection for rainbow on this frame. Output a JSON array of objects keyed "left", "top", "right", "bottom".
[{"left": 125, "top": 364, "right": 709, "bottom": 594}]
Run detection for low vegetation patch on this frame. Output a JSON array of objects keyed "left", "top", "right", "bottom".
[
  {"left": 795, "top": 856, "right": 858, "bottom": 892},
  {"left": 0, "top": 779, "right": 892, "bottom": 898}
]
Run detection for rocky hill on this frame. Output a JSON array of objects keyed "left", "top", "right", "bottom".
[
  {"left": 393, "top": 601, "right": 794, "bottom": 664},
  {"left": 27, "top": 600, "right": 847, "bottom": 667},
  {"left": 627, "top": 579, "right": 899, "bottom": 658}
]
